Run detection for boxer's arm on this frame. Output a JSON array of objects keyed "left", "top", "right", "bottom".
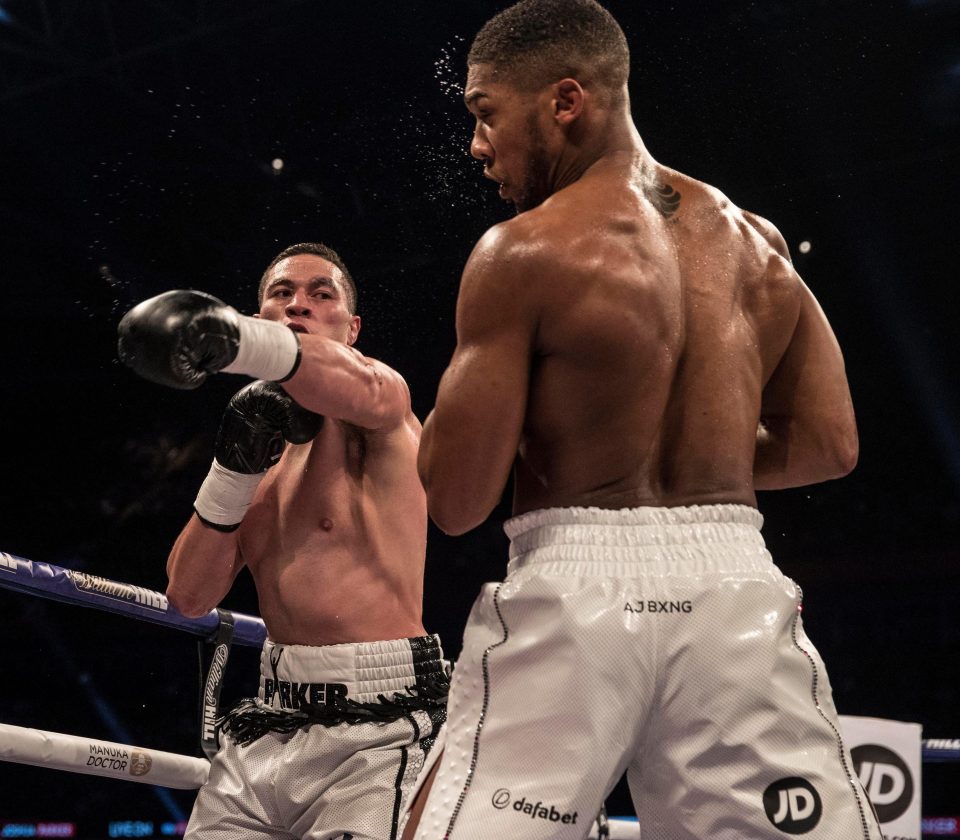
[
  {"left": 419, "top": 229, "right": 537, "bottom": 535},
  {"left": 754, "top": 281, "right": 858, "bottom": 489},
  {"left": 165, "top": 380, "right": 321, "bottom": 616},
  {"left": 282, "top": 338, "right": 412, "bottom": 432},
  {"left": 166, "top": 515, "right": 245, "bottom": 617},
  {"left": 118, "top": 290, "right": 300, "bottom": 389}
]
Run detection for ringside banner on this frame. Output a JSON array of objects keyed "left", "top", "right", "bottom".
[{"left": 839, "top": 715, "right": 922, "bottom": 840}]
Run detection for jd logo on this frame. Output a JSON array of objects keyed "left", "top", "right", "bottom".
[
  {"left": 851, "top": 744, "right": 913, "bottom": 823},
  {"left": 763, "top": 777, "right": 823, "bottom": 833},
  {"left": 491, "top": 789, "right": 511, "bottom": 809}
]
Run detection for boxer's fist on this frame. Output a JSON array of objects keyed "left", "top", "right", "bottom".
[
  {"left": 216, "top": 380, "right": 324, "bottom": 474},
  {"left": 117, "top": 290, "right": 240, "bottom": 389},
  {"left": 282, "top": 388, "right": 326, "bottom": 445},
  {"left": 194, "top": 381, "right": 323, "bottom": 530}
]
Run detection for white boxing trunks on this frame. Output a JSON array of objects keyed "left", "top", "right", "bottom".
[
  {"left": 413, "top": 505, "right": 882, "bottom": 840},
  {"left": 187, "top": 634, "right": 447, "bottom": 840}
]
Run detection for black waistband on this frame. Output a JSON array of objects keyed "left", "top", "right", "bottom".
[{"left": 219, "top": 667, "right": 450, "bottom": 747}]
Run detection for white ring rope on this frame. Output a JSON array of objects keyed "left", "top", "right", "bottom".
[{"left": 0, "top": 723, "right": 209, "bottom": 790}]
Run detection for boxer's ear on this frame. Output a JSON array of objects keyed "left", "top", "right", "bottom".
[
  {"left": 347, "top": 315, "right": 361, "bottom": 346},
  {"left": 553, "top": 78, "right": 584, "bottom": 126}
]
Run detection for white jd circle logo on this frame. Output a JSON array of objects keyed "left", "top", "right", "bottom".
[
  {"left": 491, "top": 789, "right": 511, "bottom": 809},
  {"left": 851, "top": 744, "right": 913, "bottom": 822},
  {"left": 763, "top": 777, "right": 823, "bottom": 833}
]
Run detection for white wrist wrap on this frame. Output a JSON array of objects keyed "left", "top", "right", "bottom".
[
  {"left": 222, "top": 315, "right": 300, "bottom": 382},
  {"left": 194, "top": 459, "right": 267, "bottom": 527}
]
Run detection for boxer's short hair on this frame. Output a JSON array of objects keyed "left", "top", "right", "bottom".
[{"left": 469, "top": 0, "right": 630, "bottom": 103}]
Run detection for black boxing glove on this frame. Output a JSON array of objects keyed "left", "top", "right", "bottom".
[
  {"left": 193, "top": 381, "right": 324, "bottom": 531},
  {"left": 117, "top": 290, "right": 301, "bottom": 390}
]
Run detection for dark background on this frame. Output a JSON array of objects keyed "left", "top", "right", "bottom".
[{"left": 1, "top": 0, "right": 958, "bottom": 834}]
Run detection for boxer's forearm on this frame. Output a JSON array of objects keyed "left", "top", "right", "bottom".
[
  {"left": 166, "top": 514, "right": 243, "bottom": 618},
  {"left": 417, "top": 401, "right": 512, "bottom": 537},
  {"left": 754, "top": 416, "right": 858, "bottom": 489},
  {"left": 282, "top": 336, "right": 409, "bottom": 431}
]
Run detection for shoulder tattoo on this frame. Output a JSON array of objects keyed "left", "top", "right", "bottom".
[{"left": 652, "top": 182, "right": 682, "bottom": 219}]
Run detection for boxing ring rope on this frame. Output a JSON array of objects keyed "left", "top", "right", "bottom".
[
  {"left": 0, "top": 549, "right": 957, "bottom": 838},
  {"left": 0, "top": 723, "right": 209, "bottom": 790},
  {"left": 0, "top": 550, "right": 266, "bottom": 790},
  {"left": 0, "top": 551, "right": 266, "bottom": 647}
]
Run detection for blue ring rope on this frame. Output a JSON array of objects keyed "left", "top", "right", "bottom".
[{"left": 0, "top": 551, "right": 266, "bottom": 647}]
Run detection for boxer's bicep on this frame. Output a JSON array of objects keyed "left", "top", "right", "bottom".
[{"left": 420, "top": 240, "right": 536, "bottom": 535}]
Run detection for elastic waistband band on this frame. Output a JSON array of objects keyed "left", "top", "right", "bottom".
[
  {"left": 505, "top": 504, "right": 769, "bottom": 576},
  {"left": 259, "top": 634, "right": 445, "bottom": 709}
]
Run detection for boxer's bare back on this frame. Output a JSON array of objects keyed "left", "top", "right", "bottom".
[{"left": 419, "top": 76, "right": 857, "bottom": 534}]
